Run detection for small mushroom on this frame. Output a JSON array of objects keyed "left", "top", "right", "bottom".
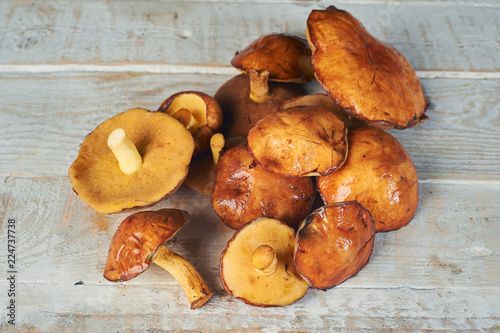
[
  {"left": 317, "top": 127, "right": 419, "bottom": 232},
  {"left": 294, "top": 201, "right": 375, "bottom": 290},
  {"left": 247, "top": 105, "right": 348, "bottom": 177},
  {"left": 220, "top": 217, "right": 309, "bottom": 307},
  {"left": 158, "top": 91, "right": 223, "bottom": 157},
  {"left": 103, "top": 209, "right": 212, "bottom": 309},
  {"left": 215, "top": 33, "right": 312, "bottom": 138},
  {"left": 231, "top": 33, "right": 314, "bottom": 83},
  {"left": 69, "top": 108, "right": 194, "bottom": 214},
  {"left": 306, "top": 6, "right": 428, "bottom": 129},
  {"left": 211, "top": 143, "right": 316, "bottom": 229}
]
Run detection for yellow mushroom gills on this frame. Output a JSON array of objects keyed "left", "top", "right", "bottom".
[
  {"left": 252, "top": 245, "right": 278, "bottom": 276},
  {"left": 107, "top": 128, "right": 142, "bottom": 174},
  {"left": 210, "top": 133, "right": 225, "bottom": 165}
]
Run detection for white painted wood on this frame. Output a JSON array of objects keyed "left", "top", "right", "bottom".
[
  {"left": 0, "top": 1, "right": 498, "bottom": 72},
  {"left": 1, "top": 74, "right": 499, "bottom": 180},
  {"left": 0, "top": 178, "right": 498, "bottom": 331},
  {"left": 1, "top": 0, "right": 499, "bottom": 331}
]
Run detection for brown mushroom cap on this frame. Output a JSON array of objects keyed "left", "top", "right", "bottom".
[
  {"left": 294, "top": 201, "right": 375, "bottom": 290},
  {"left": 104, "top": 209, "right": 189, "bottom": 282},
  {"left": 306, "top": 6, "right": 428, "bottom": 129},
  {"left": 69, "top": 108, "right": 194, "bottom": 214},
  {"left": 211, "top": 143, "right": 316, "bottom": 229},
  {"left": 317, "top": 127, "right": 419, "bottom": 232},
  {"left": 231, "top": 33, "right": 314, "bottom": 83},
  {"left": 220, "top": 217, "right": 309, "bottom": 307},
  {"left": 214, "top": 74, "right": 304, "bottom": 138},
  {"left": 247, "top": 105, "right": 348, "bottom": 177},
  {"left": 158, "top": 91, "right": 223, "bottom": 157}
]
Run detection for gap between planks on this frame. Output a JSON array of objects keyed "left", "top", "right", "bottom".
[{"left": 0, "top": 64, "right": 499, "bottom": 80}]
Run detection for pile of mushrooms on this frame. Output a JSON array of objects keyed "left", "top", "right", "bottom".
[{"left": 67, "top": 4, "right": 428, "bottom": 310}]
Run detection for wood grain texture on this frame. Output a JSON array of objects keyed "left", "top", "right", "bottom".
[
  {"left": 0, "top": 177, "right": 499, "bottom": 331},
  {"left": 0, "top": 1, "right": 498, "bottom": 72},
  {"left": 0, "top": 74, "right": 499, "bottom": 180}
]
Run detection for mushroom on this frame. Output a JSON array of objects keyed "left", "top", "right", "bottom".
[
  {"left": 103, "top": 209, "right": 212, "bottom": 309},
  {"left": 317, "top": 127, "right": 419, "bottom": 232},
  {"left": 231, "top": 33, "right": 314, "bottom": 84},
  {"left": 220, "top": 217, "right": 309, "bottom": 307},
  {"left": 247, "top": 105, "right": 348, "bottom": 177},
  {"left": 306, "top": 6, "right": 428, "bottom": 129},
  {"left": 211, "top": 143, "right": 316, "bottom": 229},
  {"left": 158, "top": 91, "right": 223, "bottom": 157},
  {"left": 68, "top": 108, "right": 194, "bottom": 214},
  {"left": 215, "top": 33, "right": 313, "bottom": 138},
  {"left": 294, "top": 201, "right": 375, "bottom": 290}
]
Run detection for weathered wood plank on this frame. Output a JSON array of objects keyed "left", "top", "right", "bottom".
[
  {"left": 0, "top": 1, "right": 498, "bottom": 72},
  {"left": 0, "top": 177, "right": 499, "bottom": 331},
  {"left": 1, "top": 74, "right": 499, "bottom": 180}
]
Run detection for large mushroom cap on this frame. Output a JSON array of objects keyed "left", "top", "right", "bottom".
[
  {"left": 69, "top": 108, "right": 194, "bottom": 214},
  {"left": 104, "top": 209, "right": 189, "bottom": 282},
  {"left": 295, "top": 201, "right": 375, "bottom": 290},
  {"left": 247, "top": 105, "right": 348, "bottom": 177},
  {"left": 220, "top": 217, "right": 309, "bottom": 307},
  {"left": 317, "top": 127, "right": 419, "bottom": 232},
  {"left": 211, "top": 143, "right": 316, "bottom": 229},
  {"left": 231, "top": 33, "right": 314, "bottom": 83},
  {"left": 306, "top": 6, "right": 428, "bottom": 129}
]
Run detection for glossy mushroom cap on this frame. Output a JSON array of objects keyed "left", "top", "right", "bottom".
[
  {"left": 306, "top": 6, "right": 428, "bottom": 129},
  {"left": 69, "top": 108, "right": 194, "bottom": 214},
  {"left": 211, "top": 143, "right": 316, "bottom": 229},
  {"left": 317, "top": 127, "right": 419, "bottom": 232},
  {"left": 104, "top": 209, "right": 189, "bottom": 282},
  {"left": 231, "top": 33, "right": 314, "bottom": 83},
  {"left": 295, "top": 201, "right": 375, "bottom": 290},
  {"left": 220, "top": 218, "right": 309, "bottom": 307},
  {"left": 247, "top": 105, "right": 348, "bottom": 177}
]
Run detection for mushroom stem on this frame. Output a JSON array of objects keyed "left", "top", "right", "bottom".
[
  {"left": 172, "top": 108, "right": 197, "bottom": 132},
  {"left": 153, "top": 246, "right": 212, "bottom": 309},
  {"left": 252, "top": 245, "right": 278, "bottom": 276},
  {"left": 107, "top": 128, "right": 142, "bottom": 174},
  {"left": 210, "top": 133, "right": 225, "bottom": 165},
  {"left": 249, "top": 68, "right": 271, "bottom": 103}
]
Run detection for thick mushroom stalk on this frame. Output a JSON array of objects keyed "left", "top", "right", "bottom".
[
  {"left": 107, "top": 128, "right": 142, "bottom": 174},
  {"left": 210, "top": 133, "right": 225, "bottom": 165},
  {"left": 249, "top": 68, "right": 271, "bottom": 103},
  {"left": 252, "top": 245, "right": 278, "bottom": 276},
  {"left": 153, "top": 246, "right": 212, "bottom": 310}
]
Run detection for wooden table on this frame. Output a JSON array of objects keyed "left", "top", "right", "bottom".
[{"left": 1, "top": 1, "right": 499, "bottom": 331}]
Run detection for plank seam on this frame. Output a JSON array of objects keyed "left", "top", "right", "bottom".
[{"left": 0, "top": 64, "right": 499, "bottom": 79}]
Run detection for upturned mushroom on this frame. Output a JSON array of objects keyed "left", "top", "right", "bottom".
[
  {"left": 247, "top": 105, "right": 348, "bottom": 177},
  {"left": 306, "top": 6, "right": 428, "bottom": 129},
  {"left": 103, "top": 209, "right": 212, "bottom": 309},
  {"left": 211, "top": 142, "right": 316, "bottom": 229},
  {"left": 215, "top": 33, "right": 312, "bottom": 138},
  {"left": 69, "top": 108, "right": 194, "bottom": 214},
  {"left": 158, "top": 91, "right": 223, "bottom": 157},
  {"left": 220, "top": 217, "right": 309, "bottom": 307},
  {"left": 317, "top": 127, "right": 419, "bottom": 232},
  {"left": 294, "top": 201, "right": 375, "bottom": 290}
]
